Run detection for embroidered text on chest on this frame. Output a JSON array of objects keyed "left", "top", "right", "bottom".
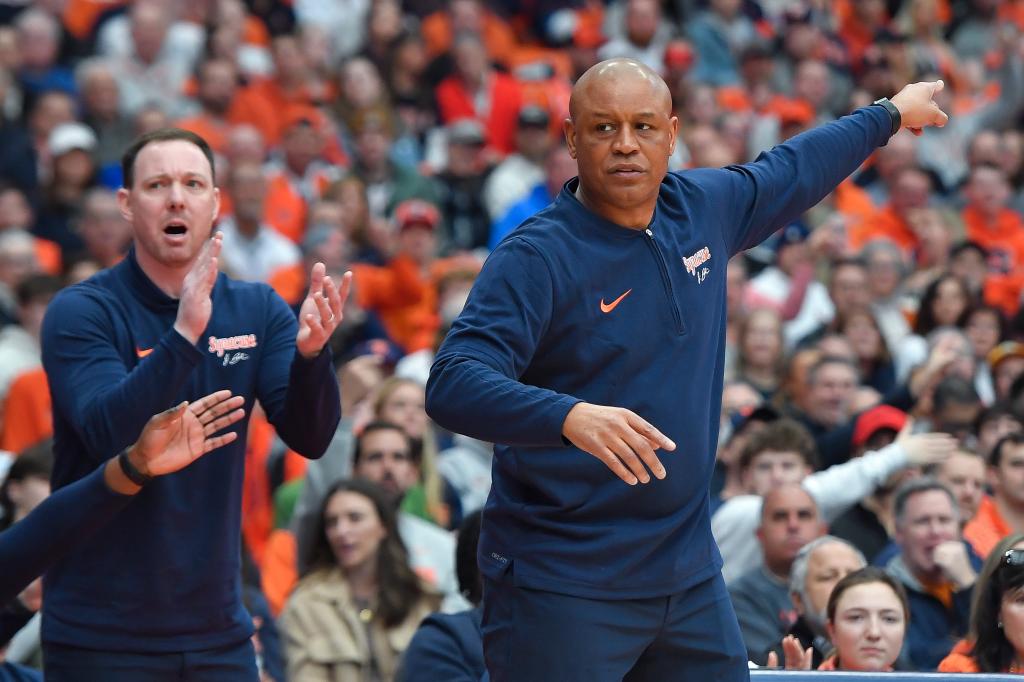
[
  {"left": 208, "top": 334, "right": 258, "bottom": 357},
  {"left": 682, "top": 246, "right": 712, "bottom": 284}
]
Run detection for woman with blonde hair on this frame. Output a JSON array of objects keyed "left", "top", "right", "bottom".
[{"left": 373, "top": 377, "right": 460, "bottom": 529}]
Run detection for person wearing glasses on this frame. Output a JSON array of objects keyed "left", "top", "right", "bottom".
[{"left": 939, "top": 533, "right": 1024, "bottom": 673}]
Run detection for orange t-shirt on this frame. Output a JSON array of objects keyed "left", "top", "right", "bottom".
[
  {"left": 848, "top": 204, "right": 919, "bottom": 254},
  {"left": 0, "top": 368, "right": 51, "bottom": 454},
  {"left": 963, "top": 495, "right": 1012, "bottom": 559}
]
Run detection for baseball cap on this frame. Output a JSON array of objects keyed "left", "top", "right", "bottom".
[
  {"left": 988, "top": 341, "right": 1024, "bottom": 370},
  {"left": 852, "top": 405, "right": 907, "bottom": 447},
  {"left": 773, "top": 221, "right": 811, "bottom": 254},
  {"left": 518, "top": 105, "right": 550, "bottom": 128},
  {"left": 394, "top": 199, "right": 440, "bottom": 232},
  {"left": 282, "top": 105, "right": 326, "bottom": 133},
  {"left": 664, "top": 40, "right": 694, "bottom": 71},
  {"left": 447, "top": 118, "right": 486, "bottom": 146},
  {"left": 48, "top": 122, "right": 97, "bottom": 157}
]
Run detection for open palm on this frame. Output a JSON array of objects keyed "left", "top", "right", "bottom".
[{"left": 132, "top": 391, "right": 246, "bottom": 477}]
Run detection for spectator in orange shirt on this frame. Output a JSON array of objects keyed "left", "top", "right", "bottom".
[
  {"left": 851, "top": 166, "right": 933, "bottom": 255},
  {"left": 961, "top": 164, "right": 1024, "bottom": 316},
  {"left": 252, "top": 33, "right": 333, "bottom": 119},
  {"left": 435, "top": 32, "right": 523, "bottom": 157},
  {"left": 964, "top": 432, "right": 1024, "bottom": 559},
  {"left": 262, "top": 108, "right": 341, "bottom": 244},
  {"left": 420, "top": 0, "right": 517, "bottom": 68},
  {"left": 175, "top": 57, "right": 280, "bottom": 154}
]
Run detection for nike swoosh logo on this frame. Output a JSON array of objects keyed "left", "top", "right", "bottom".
[
  {"left": 600, "top": 288, "right": 632, "bottom": 314},
  {"left": 136, "top": 347, "right": 154, "bottom": 358}
]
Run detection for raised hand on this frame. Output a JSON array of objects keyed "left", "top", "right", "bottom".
[
  {"left": 562, "top": 402, "right": 675, "bottom": 485},
  {"left": 895, "top": 418, "right": 957, "bottom": 467},
  {"left": 296, "top": 262, "right": 353, "bottom": 359},
  {"left": 174, "top": 233, "right": 222, "bottom": 344},
  {"left": 890, "top": 80, "right": 949, "bottom": 136},
  {"left": 765, "top": 635, "right": 814, "bottom": 669},
  {"left": 125, "top": 390, "right": 245, "bottom": 477}
]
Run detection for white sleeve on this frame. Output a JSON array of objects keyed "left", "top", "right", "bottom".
[
  {"left": 712, "top": 495, "right": 764, "bottom": 584},
  {"left": 802, "top": 442, "right": 909, "bottom": 522}
]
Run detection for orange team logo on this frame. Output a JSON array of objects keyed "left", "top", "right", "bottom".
[
  {"left": 600, "top": 289, "right": 632, "bottom": 314},
  {"left": 208, "top": 334, "right": 258, "bottom": 357},
  {"left": 136, "top": 347, "right": 154, "bottom": 358}
]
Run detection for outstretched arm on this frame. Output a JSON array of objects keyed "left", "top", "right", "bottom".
[
  {"left": 713, "top": 81, "right": 948, "bottom": 256},
  {"left": 0, "top": 391, "right": 245, "bottom": 605}
]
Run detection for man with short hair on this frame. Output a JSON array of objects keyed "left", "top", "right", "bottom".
[
  {"left": 884, "top": 478, "right": 979, "bottom": 670},
  {"left": 483, "top": 105, "right": 552, "bottom": 223},
  {"left": 729, "top": 485, "right": 824, "bottom": 665},
  {"left": 764, "top": 535, "right": 866, "bottom": 668},
  {"left": 931, "top": 376, "right": 983, "bottom": 444},
  {"left": 39, "top": 128, "right": 346, "bottom": 680},
  {"left": 927, "top": 449, "right": 986, "bottom": 527},
  {"left": 351, "top": 420, "right": 462, "bottom": 608},
  {"left": 792, "top": 355, "right": 860, "bottom": 436},
  {"left": 964, "top": 432, "right": 1024, "bottom": 558},
  {"left": 217, "top": 162, "right": 301, "bottom": 283}
]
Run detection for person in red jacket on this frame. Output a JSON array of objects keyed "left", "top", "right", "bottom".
[{"left": 435, "top": 32, "right": 522, "bottom": 157}]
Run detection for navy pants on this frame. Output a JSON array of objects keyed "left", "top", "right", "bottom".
[
  {"left": 42, "top": 638, "right": 258, "bottom": 682},
  {"left": 482, "top": 571, "right": 749, "bottom": 682}
]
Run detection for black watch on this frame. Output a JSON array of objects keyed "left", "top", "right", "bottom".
[
  {"left": 872, "top": 97, "right": 902, "bottom": 138},
  {"left": 118, "top": 450, "right": 153, "bottom": 486}
]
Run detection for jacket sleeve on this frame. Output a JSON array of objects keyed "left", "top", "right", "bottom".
[
  {"left": 255, "top": 287, "right": 340, "bottom": 459},
  {"left": 425, "top": 237, "right": 581, "bottom": 447},
  {"left": 802, "top": 442, "right": 909, "bottom": 522},
  {"left": 693, "top": 105, "right": 891, "bottom": 257},
  {"left": 40, "top": 287, "right": 203, "bottom": 462},
  {"left": 0, "top": 465, "right": 133, "bottom": 605},
  {"left": 352, "top": 256, "right": 425, "bottom": 311},
  {"left": 278, "top": 595, "right": 332, "bottom": 682}
]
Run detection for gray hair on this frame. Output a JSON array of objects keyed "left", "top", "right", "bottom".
[
  {"left": 789, "top": 535, "right": 867, "bottom": 597},
  {"left": 74, "top": 57, "right": 116, "bottom": 92},
  {"left": 861, "top": 238, "right": 908, "bottom": 279},
  {"left": 893, "top": 476, "right": 958, "bottom": 529}
]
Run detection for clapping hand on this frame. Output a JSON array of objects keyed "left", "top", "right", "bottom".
[{"left": 296, "top": 262, "right": 352, "bottom": 359}]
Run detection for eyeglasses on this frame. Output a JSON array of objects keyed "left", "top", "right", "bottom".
[{"left": 1003, "top": 549, "right": 1024, "bottom": 567}]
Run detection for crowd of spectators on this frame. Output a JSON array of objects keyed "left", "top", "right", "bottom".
[{"left": 2, "top": 0, "right": 1024, "bottom": 678}]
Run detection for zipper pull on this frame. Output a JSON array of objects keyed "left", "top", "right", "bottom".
[{"left": 645, "top": 228, "right": 654, "bottom": 237}]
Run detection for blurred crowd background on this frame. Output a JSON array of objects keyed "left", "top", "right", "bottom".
[{"left": 2, "top": 0, "right": 1024, "bottom": 678}]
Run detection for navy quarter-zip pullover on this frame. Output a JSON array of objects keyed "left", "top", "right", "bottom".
[
  {"left": 39, "top": 250, "right": 340, "bottom": 652},
  {"left": 426, "top": 106, "right": 892, "bottom": 599}
]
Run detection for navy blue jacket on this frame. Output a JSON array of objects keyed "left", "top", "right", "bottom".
[
  {"left": 39, "top": 250, "right": 340, "bottom": 652},
  {"left": 427, "top": 106, "right": 892, "bottom": 598},
  {"left": 399, "top": 607, "right": 485, "bottom": 682}
]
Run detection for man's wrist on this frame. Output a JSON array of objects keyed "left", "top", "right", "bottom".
[
  {"left": 103, "top": 455, "right": 143, "bottom": 495},
  {"left": 121, "top": 447, "right": 153, "bottom": 485},
  {"left": 872, "top": 97, "right": 902, "bottom": 137},
  {"left": 173, "top": 321, "right": 200, "bottom": 345}
]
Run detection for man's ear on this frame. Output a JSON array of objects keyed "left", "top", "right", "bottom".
[{"left": 563, "top": 118, "right": 577, "bottom": 160}]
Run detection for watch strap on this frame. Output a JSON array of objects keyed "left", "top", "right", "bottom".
[
  {"left": 118, "top": 450, "right": 153, "bottom": 486},
  {"left": 872, "top": 97, "right": 902, "bottom": 138}
]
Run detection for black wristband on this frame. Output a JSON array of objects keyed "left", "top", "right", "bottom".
[
  {"left": 872, "top": 97, "right": 902, "bottom": 138},
  {"left": 118, "top": 450, "right": 153, "bottom": 486}
]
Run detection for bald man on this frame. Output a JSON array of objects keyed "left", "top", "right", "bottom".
[{"left": 426, "top": 58, "right": 948, "bottom": 681}]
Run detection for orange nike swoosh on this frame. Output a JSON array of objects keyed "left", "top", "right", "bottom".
[
  {"left": 136, "top": 347, "right": 154, "bottom": 358},
  {"left": 600, "top": 288, "right": 632, "bottom": 314}
]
